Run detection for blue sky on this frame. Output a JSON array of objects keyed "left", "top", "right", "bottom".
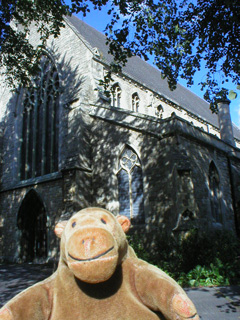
[{"left": 69, "top": 3, "right": 240, "bottom": 128}]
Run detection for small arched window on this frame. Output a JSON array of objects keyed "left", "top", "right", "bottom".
[
  {"left": 209, "top": 161, "right": 222, "bottom": 223},
  {"left": 20, "top": 54, "right": 59, "bottom": 180},
  {"left": 155, "top": 104, "right": 164, "bottom": 118},
  {"left": 111, "top": 83, "right": 121, "bottom": 108},
  {"left": 117, "top": 146, "right": 144, "bottom": 223},
  {"left": 132, "top": 92, "right": 140, "bottom": 112}
]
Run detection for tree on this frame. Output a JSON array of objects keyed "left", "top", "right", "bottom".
[
  {"left": 0, "top": 0, "right": 69, "bottom": 87},
  {"left": 0, "top": 0, "right": 239, "bottom": 110}
]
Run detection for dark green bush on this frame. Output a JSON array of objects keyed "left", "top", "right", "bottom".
[{"left": 128, "top": 229, "right": 240, "bottom": 287}]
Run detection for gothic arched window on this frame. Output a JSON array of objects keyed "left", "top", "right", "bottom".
[
  {"left": 132, "top": 92, "right": 140, "bottom": 112},
  {"left": 209, "top": 161, "right": 222, "bottom": 223},
  {"left": 111, "top": 83, "right": 121, "bottom": 108},
  {"left": 117, "top": 146, "right": 144, "bottom": 223},
  {"left": 155, "top": 104, "right": 164, "bottom": 118},
  {"left": 21, "top": 54, "right": 59, "bottom": 180}
]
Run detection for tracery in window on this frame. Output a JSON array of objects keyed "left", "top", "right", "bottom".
[
  {"left": 209, "top": 161, "right": 222, "bottom": 223},
  {"left": 111, "top": 83, "right": 121, "bottom": 108},
  {"left": 117, "top": 146, "right": 144, "bottom": 223},
  {"left": 21, "top": 54, "right": 59, "bottom": 180},
  {"left": 132, "top": 92, "right": 140, "bottom": 112}
]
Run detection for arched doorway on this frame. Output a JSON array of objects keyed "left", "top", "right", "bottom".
[{"left": 17, "top": 190, "right": 48, "bottom": 262}]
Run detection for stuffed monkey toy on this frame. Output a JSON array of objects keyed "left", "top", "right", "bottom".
[{"left": 0, "top": 207, "right": 199, "bottom": 320}]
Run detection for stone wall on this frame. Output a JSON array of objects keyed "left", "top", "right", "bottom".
[
  {"left": 0, "top": 19, "right": 239, "bottom": 263},
  {"left": 98, "top": 69, "right": 223, "bottom": 141},
  {"left": 0, "top": 178, "right": 63, "bottom": 262},
  {"left": 0, "top": 21, "right": 95, "bottom": 262},
  {"left": 90, "top": 106, "right": 237, "bottom": 234}
]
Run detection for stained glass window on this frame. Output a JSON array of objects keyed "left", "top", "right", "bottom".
[
  {"left": 21, "top": 54, "right": 59, "bottom": 180},
  {"left": 117, "top": 146, "right": 144, "bottom": 223}
]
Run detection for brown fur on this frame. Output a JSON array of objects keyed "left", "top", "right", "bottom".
[{"left": 0, "top": 207, "right": 199, "bottom": 320}]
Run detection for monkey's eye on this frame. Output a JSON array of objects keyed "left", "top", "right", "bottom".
[
  {"left": 72, "top": 221, "right": 76, "bottom": 228},
  {"left": 101, "top": 218, "right": 107, "bottom": 224}
]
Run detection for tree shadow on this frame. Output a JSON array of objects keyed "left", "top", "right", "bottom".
[
  {"left": 0, "top": 263, "right": 53, "bottom": 307},
  {"left": 214, "top": 286, "right": 240, "bottom": 314},
  {"left": 0, "top": 32, "right": 239, "bottom": 320}
]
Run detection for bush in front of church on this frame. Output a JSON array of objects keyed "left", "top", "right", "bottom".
[{"left": 128, "top": 230, "right": 240, "bottom": 287}]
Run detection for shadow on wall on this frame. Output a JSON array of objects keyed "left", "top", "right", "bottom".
[
  {"left": 89, "top": 106, "right": 237, "bottom": 234},
  {"left": 0, "top": 45, "right": 85, "bottom": 263},
  {"left": 0, "top": 44, "right": 239, "bottom": 265}
]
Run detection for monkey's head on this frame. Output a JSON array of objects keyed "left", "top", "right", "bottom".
[{"left": 55, "top": 207, "right": 131, "bottom": 284}]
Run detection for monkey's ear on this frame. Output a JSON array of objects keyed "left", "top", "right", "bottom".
[
  {"left": 117, "top": 215, "right": 131, "bottom": 233},
  {"left": 54, "top": 221, "right": 68, "bottom": 238}
]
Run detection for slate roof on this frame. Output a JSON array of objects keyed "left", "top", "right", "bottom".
[{"left": 65, "top": 15, "right": 240, "bottom": 140}]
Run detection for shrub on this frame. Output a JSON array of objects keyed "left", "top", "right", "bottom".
[{"left": 128, "top": 230, "right": 240, "bottom": 287}]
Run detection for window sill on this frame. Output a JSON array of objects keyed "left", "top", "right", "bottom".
[
  {"left": 1, "top": 172, "right": 62, "bottom": 193},
  {"left": 17, "top": 172, "right": 62, "bottom": 187}
]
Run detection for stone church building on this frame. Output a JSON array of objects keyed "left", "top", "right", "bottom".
[{"left": 0, "top": 15, "right": 240, "bottom": 262}]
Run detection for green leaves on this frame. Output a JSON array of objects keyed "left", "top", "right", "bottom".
[
  {"left": 0, "top": 0, "right": 70, "bottom": 89},
  {"left": 229, "top": 90, "right": 237, "bottom": 101},
  {"left": 0, "top": 0, "right": 239, "bottom": 107},
  {"left": 103, "top": 0, "right": 239, "bottom": 106},
  {"left": 129, "top": 230, "right": 240, "bottom": 287},
  {"left": 228, "top": 85, "right": 240, "bottom": 101},
  {"left": 179, "top": 261, "right": 227, "bottom": 287}
]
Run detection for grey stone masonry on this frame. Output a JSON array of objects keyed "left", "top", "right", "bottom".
[
  {"left": 217, "top": 100, "right": 235, "bottom": 147},
  {"left": 0, "top": 16, "right": 240, "bottom": 263}
]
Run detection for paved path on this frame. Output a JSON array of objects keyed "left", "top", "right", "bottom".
[
  {"left": 0, "top": 264, "right": 240, "bottom": 319},
  {"left": 0, "top": 264, "right": 55, "bottom": 308},
  {"left": 185, "top": 286, "right": 240, "bottom": 320}
]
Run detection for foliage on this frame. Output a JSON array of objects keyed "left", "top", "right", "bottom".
[
  {"left": 0, "top": 0, "right": 69, "bottom": 88},
  {"left": 177, "top": 261, "right": 226, "bottom": 287},
  {"left": 0, "top": 0, "right": 239, "bottom": 107},
  {"left": 128, "top": 229, "right": 240, "bottom": 287}
]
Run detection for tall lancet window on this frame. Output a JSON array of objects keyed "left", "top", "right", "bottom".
[
  {"left": 111, "top": 83, "right": 121, "bottom": 108},
  {"left": 117, "top": 146, "right": 144, "bottom": 223},
  {"left": 209, "top": 161, "right": 222, "bottom": 223},
  {"left": 132, "top": 92, "right": 140, "bottom": 112},
  {"left": 21, "top": 54, "right": 59, "bottom": 180}
]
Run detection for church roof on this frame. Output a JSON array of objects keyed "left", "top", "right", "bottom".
[{"left": 65, "top": 15, "right": 240, "bottom": 141}]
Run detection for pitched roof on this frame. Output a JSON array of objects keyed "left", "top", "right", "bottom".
[{"left": 65, "top": 15, "right": 240, "bottom": 140}]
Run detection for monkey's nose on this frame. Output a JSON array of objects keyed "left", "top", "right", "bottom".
[
  {"left": 81, "top": 237, "right": 95, "bottom": 255},
  {"left": 67, "top": 227, "right": 114, "bottom": 261}
]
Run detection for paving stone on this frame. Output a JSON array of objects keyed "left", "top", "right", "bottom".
[
  {"left": 0, "top": 264, "right": 240, "bottom": 319},
  {"left": 185, "top": 286, "right": 240, "bottom": 320}
]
